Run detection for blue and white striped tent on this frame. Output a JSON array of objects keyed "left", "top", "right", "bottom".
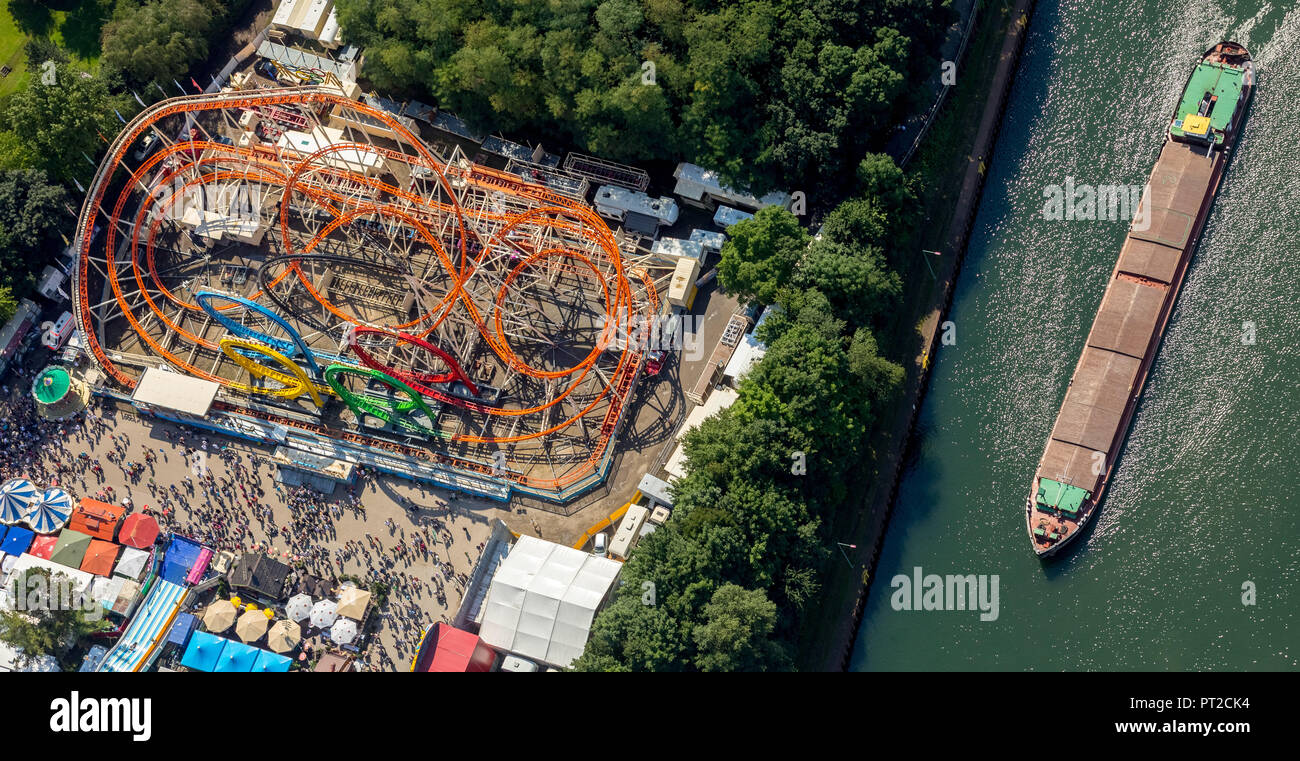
[
  {"left": 23, "top": 488, "right": 74, "bottom": 533},
  {"left": 0, "top": 479, "right": 38, "bottom": 525}
]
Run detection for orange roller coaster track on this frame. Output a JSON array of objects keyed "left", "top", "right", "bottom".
[{"left": 72, "top": 86, "right": 661, "bottom": 500}]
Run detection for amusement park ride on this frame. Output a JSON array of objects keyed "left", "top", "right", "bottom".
[{"left": 71, "top": 85, "right": 673, "bottom": 501}]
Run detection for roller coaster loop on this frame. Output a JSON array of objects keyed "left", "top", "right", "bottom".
[
  {"left": 322, "top": 363, "right": 445, "bottom": 439},
  {"left": 347, "top": 326, "right": 480, "bottom": 398},
  {"left": 218, "top": 337, "right": 336, "bottom": 407},
  {"left": 196, "top": 290, "right": 322, "bottom": 377}
]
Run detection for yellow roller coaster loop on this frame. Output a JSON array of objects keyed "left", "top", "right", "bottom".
[{"left": 218, "top": 336, "right": 336, "bottom": 407}]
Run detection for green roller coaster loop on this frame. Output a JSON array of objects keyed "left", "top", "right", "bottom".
[{"left": 323, "top": 363, "right": 446, "bottom": 439}]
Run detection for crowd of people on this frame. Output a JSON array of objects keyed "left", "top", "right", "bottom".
[{"left": 0, "top": 367, "right": 491, "bottom": 671}]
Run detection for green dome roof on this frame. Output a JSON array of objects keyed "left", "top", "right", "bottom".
[{"left": 32, "top": 366, "right": 72, "bottom": 404}]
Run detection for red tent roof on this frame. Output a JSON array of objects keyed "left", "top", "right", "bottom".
[
  {"left": 416, "top": 623, "right": 495, "bottom": 672},
  {"left": 118, "top": 513, "right": 159, "bottom": 549},
  {"left": 69, "top": 499, "right": 126, "bottom": 541},
  {"left": 28, "top": 534, "right": 58, "bottom": 559},
  {"left": 80, "top": 539, "right": 121, "bottom": 576}
]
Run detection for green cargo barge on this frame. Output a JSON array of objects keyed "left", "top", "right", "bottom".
[{"left": 1026, "top": 41, "right": 1255, "bottom": 558}]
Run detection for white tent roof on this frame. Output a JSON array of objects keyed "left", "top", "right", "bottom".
[
  {"left": 3, "top": 553, "right": 95, "bottom": 603},
  {"left": 114, "top": 546, "right": 150, "bottom": 580},
  {"left": 0, "top": 640, "right": 59, "bottom": 672},
  {"left": 478, "top": 535, "right": 621, "bottom": 668},
  {"left": 132, "top": 367, "right": 219, "bottom": 417}
]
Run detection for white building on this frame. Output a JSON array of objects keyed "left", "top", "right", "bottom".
[
  {"left": 272, "top": 0, "right": 342, "bottom": 47},
  {"left": 673, "top": 162, "right": 791, "bottom": 212},
  {"left": 277, "top": 127, "right": 385, "bottom": 175},
  {"left": 477, "top": 535, "right": 622, "bottom": 669},
  {"left": 609, "top": 504, "right": 649, "bottom": 560},
  {"left": 593, "top": 185, "right": 679, "bottom": 227},
  {"left": 651, "top": 237, "right": 704, "bottom": 262},
  {"left": 666, "top": 257, "right": 701, "bottom": 309}
]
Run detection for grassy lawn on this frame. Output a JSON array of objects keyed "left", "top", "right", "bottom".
[
  {"left": 0, "top": 8, "right": 28, "bottom": 96},
  {"left": 0, "top": 0, "right": 107, "bottom": 98}
]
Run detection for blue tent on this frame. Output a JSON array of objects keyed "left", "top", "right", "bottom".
[
  {"left": 167, "top": 613, "right": 199, "bottom": 648},
  {"left": 251, "top": 649, "right": 293, "bottom": 672},
  {"left": 214, "top": 640, "right": 261, "bottom": 672},
  {"left": 162, "top": 536, "right": 203, "bottom": 585},
  {"left": 180, "top": 631, "right": 228, "bottom": 672},
  {"left": 0, "top": 479, "right": 38, "bottom": 524},
  {"left": 23, "top": 488, "right": 73, "bottom": 533},
  {"left": 0, "top": 525, "right": 34, "bottom": 556}
]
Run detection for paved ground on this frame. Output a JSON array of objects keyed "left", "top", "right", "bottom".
[
  {"left": 21, "top": 267, "right": 738, "bottom": 668},
  {"left": 17, "top": 391, "right": 510, "bottom": 671}
]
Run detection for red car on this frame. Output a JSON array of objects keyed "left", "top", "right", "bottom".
[{"left": 644, "top": 350, "right": 666, "bottom": 376}]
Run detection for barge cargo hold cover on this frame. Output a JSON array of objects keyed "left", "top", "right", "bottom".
[{"left": 1026, "top": 41, "right": 1254, "bottom": 557}]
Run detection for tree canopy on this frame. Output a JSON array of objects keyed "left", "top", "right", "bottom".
[
  {"left": 716, "top": 206, "right": 809, "bottom": 305},
  {"left": 335, "top": 0, "right": 951, "bottom": 194},
  {"left": 5, "top": 60, "right": 120, "bottom": 182},
  {"left": 576, "top": 155, "right": 917, "bottom": 671},
  {"left": 100, "top": 0, "right": 215, "bottom": 86},
  {"left": 0, "top": 568, "right": 110, "bottom": 671},
  {"left": 0, "top": 168, "right": 70, "bottom": 316}
]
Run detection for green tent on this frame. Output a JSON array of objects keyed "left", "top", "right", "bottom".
[
  {"left": 50, "top": 530, "right": 93, "bottom": 569},
  {"left": 32, "top": 366, "right": 72, "bottom": 405}
]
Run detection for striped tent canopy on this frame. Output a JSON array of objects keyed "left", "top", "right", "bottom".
[
  {"left": 23, "top": 488, "right": 75, "bottom": 533},
  {"left": 0, "top": 479, "right": 38, "bottom": 524}
]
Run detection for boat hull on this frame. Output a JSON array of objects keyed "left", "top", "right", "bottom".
[{"left": 1025, "top": 42, "right": 1253, "bottom": 557}]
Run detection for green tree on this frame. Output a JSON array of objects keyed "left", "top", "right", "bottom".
[
  {"left": 0, "top": 131, "right": 38, "bottom": 171},
  {"left": 99, "top": 0, "right": 214, "bottom": 86},
  {"left": 848, "top": 326, "right": 904, "bottom": 405},
  {"left": 796, "top": 238, "right": 902, "bottom": 328},
  {"left": 6, "top": 62, "right": 118, "bottom": 182},
  {"left": 570, "top": 595, "right": 688, "bottom": 672},
  {"left": 0, "top": 168, "right": 70, "bottom": 290},
  {"left": 0, "top": 285, "right": 18, "bottom": 323},
  {"left": 717, "top": 206, "right": 809, "bottom": 305},
  {"left": 0, "top": 568, "right": 110, "bottom": 671},
  {"left": 434, "top": 21, "right": 547, "bottom": 133},
  {"left": 693, "top": 584, "right": 791, "bottom": 672},
  {"left": 819, "top": 197, "right": 890, "bottom": 250},
  {"left": 572, "top": 77, "right": 676, "bottom": 162},
  {"left": 23, "top": 36, "right": 70, "bottom": 72},
  {"left": 332, "top": 0, "right": 948, "bottom": 196},
  {"left": 855, "top": 151, "right": 913, "bottom": 211}
]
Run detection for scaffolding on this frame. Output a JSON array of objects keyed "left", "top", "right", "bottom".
[
  {"left": 562, "top": 152, "right": 650, "bottom": 192},
  {"left": 71, "top": 86, "right": 676, "bottom": 502}
]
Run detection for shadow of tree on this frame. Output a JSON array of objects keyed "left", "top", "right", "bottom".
[
  {"left": 58, "top": 0, "right": 111, "bottom": 60},
  {"left": 7, "top": 0, "right": 54, "bottom": 38}
]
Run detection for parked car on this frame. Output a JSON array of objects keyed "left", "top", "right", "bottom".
[
  {"left": 592, "top": 533, "right": 608, "bottom": 557},
  {"left": 134, "top": 133, "right": 160, "bottom": 162}
]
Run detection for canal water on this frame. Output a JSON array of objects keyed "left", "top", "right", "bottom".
[{"left": 850, "top": 0, "right": 1299, "bottom": 670}]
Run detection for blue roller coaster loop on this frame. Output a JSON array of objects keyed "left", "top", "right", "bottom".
[{"left": 194, "top": 290, "right": 322, "bottom": 377}]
